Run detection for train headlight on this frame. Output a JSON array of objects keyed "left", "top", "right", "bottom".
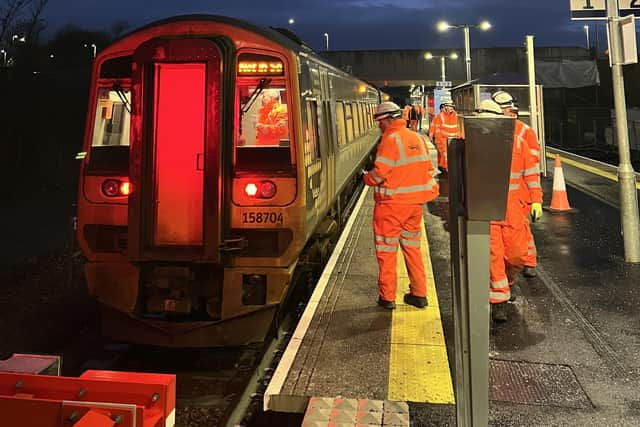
[
  {"left": 245, "top": 183, "right": 258, "bottom": 197},
  {"left": 259, "top": 181, "right": 277, "bottom": 198}
]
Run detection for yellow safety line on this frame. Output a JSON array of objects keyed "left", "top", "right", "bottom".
[
  {"left": 388, "top": 221, "right": 455, "bottom": 404},
  {"left": 545, "top": 151, "right": 640, "bottom": 190}
]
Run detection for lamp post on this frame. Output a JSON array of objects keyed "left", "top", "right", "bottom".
[
  {"left": 84, "top": 43, "right": 96, "bottom": 58},
  {"left": 323, "top": 32, "right": 329, "bottom": 51},
  {"left": 0, "top": 50, "right": 6, "bottom": 67},
  {"left": 288, "top": 18, "right": 294, "bottom": 29},
  {"left": 425, "top": 51, "right": 458, "bottom": 82},
  {"left": 583, "top": 25, "right": 590, "bottom": 49},
  {"left": 436, "top": 20, "right": 491, "bottom": 82},
  {"left": 11, "top": 34, "right": 26, "bottom": 43}
]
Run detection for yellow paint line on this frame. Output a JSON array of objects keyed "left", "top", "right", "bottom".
[
  {"left": 546, "top": 151, "right": 640, "bottom": 189},
  {"left": 388, "top": 221, "right": 454, "bottom": 404}
]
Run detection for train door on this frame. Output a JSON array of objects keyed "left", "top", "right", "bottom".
[
  {"left": 319, "top": 67, "right": 336, "bottom": 198},
  {"left": 129, "top": 38, "right": 223, "bottom": 262}
]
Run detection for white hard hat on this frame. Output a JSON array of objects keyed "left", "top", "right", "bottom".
[
  {"left": 261, "top": 89, "right": 280, "bottom": 99},
  {"left": 373, "top": 101, "right": 402, "bottom": 120},
  {"left": 491, "top": 90, "right": 514, "bottom": 107},
  {"left": 441, "top": 97, "right": 455, "bottom": 107},
  {"left": 475, "top": 99, "right": 503, "bottom": 115}
]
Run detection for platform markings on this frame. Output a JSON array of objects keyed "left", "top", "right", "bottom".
[
  {"left": 388, "top": 222, "right": 455, "bottom": 404},
  {"left": 263, "top": 187, "right": 370, "bottom": 411},
  {"left": 546, "top": 151, "right": 640, "bottom": 189}
]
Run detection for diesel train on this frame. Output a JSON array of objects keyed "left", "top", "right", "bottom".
[{"left": 76, "top": 15, "right": 384, "bottom": 346}]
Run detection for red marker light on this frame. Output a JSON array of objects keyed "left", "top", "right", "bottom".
[
  {"left": 102, "top": 179, "right": 120, "bottom": 197},
  {"left": 245, "top": 183, "right": 258, "bottom": 197},
  {"left": 260, "top": 181, "right": 277, "bottom": 198}
]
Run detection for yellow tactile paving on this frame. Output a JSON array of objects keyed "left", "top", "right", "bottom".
[
  {"left": 388, "top": 221, "right": 455, "bottom": 404},
  {"left": 545, "top": 151, "right": 640, "bottom": 189}
]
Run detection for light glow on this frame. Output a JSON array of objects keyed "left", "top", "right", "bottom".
[
  {"left": 424, "top": 52, "right": 434, "bottom": 60},
  {"left": 449, "top": 52, "right": 459, "bottom": 60},
  {"left": 436, "top": 21, "right": 450, "bottom": 32},
  {"left": 120, "top": 181, "right": 132, "bottom": 196},
  {"left": 245, "top": 183, "right": 258, "bottom": 197},
  {"left": 478, "top": 20, "right": 492, "bottom": 31},
  {"left": 238, "top": 60, "right": 284, "bottom": 76}
]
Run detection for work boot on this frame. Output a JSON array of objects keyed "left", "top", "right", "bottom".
[
  {"left": 378, "top": 298, "right": 396, "bottom": 309},
  {"left": 403, "top": 293, "right": 428, "bottom": 308},
  {"left": 523, "top": 266, "right": 537, "bottom": 278},
  {"left": 491, "top": 302, "right": 508, "bottom": 322}
]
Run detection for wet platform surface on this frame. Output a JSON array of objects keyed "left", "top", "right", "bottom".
[{"left": 266, "top": 152, "right": 640, "bottom": 426}]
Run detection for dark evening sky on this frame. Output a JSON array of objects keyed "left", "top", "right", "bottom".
[{"left": 42, "top": 0, "right": 606, "bottom": 51}]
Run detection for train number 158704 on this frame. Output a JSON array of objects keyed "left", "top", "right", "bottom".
[{"left": 242, "top": 211, "right": 284, "bottom": 225}]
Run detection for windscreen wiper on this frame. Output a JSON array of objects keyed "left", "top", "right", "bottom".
[
  {"left": 112, "top": 82, "right": 131, "bottom": 113},
  {"left": 241, "top": 78, "right": 271, "bottom": 114}
]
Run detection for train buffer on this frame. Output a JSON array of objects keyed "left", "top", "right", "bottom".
[{"left": 0, "top": 353, "right": 176, "bottom": 427}]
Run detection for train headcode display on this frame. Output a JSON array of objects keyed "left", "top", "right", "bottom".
[{"left": 237, "top": 53, "right": 284, "bottom": 76}]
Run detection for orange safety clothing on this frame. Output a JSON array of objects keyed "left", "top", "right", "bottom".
[
  {"left": 516, "top": 120, "right": 541, "bottom": 268},
  {"left": 364, "top": 118, "right": 439, "bottom": 301},
  {"left": 489, "top": 119, "right": 542, "bottom": 304},
  {"left": 256, "top": 99, "right": 288, "bottom": 145},
  {"left": 432, "top": 110, "right": 459, "bottom": 170}
]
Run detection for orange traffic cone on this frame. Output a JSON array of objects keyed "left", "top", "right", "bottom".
[{"left": 547, "top": 154, "right": 576, "bottom": 213}]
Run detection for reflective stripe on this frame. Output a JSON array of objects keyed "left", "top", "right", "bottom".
[
  {"left": 376, "top": 244, "right": 397, "bottom": 252},
  {"left": 441, "top": 123, "right": 457, "bottom": 128},
  {"left": 400, "top": 239, "right": 421, "bottom": 247},
  {"left": 396, "top": 153, "right": 429, "bottom": 166},
  {"left": 527, "top": 247, "right": 537, "bottom": 255},
  {"left": 490, "top": 278, "right": 509, "bottom": 289},
  {"left": 509, "top": 183, "right": 520, "bottom": 191},
  {"left": 510, "top": 172, "right": 523, "bottom": 179},
  {"left": 401, "top": 230, "right": 421, "bottom": 238},
  {"left": 376, "top": 182, "right": 436, "bottom": 197},
  {"left": 490, "top": 291, "right": 510, "bottom": 302},
  {"left": 376, "top": 156, "right": 396, "bottom": 167},
  {"left": 375, "top": 235, "right": 399, "bottom": 245},
  {"left": 530, "top": 149, "right": 540, "bottom": 157},
  {"left": 369, "top": 169, "right": 385, "bottom": 184},
  {"left": 526, "top": 181, "right": 541, "bottom": 189},
  {"left": 524, "top": 166, "right": 540, "bottom": 175},
  {"left": 391, "top": 133, "right": 407, "bottom": 164}
]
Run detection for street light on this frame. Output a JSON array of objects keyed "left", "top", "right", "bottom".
[
  {"left": 84, "top": 43, "right": 97, "bottom": 59},
  {"left": 0, "top": 49, "right": 6, "bottom": 67},
  {"left": 11, "top": 34, "right": 26, "bottom": 43},
  {"left": 583, "top": 25, "right": 590, "bottom": 49},
  {"left": 436, "top": 20, "right": 491, "bottom": 82},
  {"left": 323, "top": 32, "right": 329, "bottom": 51},
  {"left": 288, "top": 18, "right": 294, "bottom": 28},
  {"left": 425, "top": 51, "right": 459, "bottom": 82}
]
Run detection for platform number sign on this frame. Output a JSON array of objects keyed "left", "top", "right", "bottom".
[{"left": 571, "top": 0, "right": 640, "bottom": 19}]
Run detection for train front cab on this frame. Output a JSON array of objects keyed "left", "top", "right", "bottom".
[{"left": 77, "top": 19, "right": 305, "bottom": 347}]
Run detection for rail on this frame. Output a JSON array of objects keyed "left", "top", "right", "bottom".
[{"left": 546, "top": 146, "right": 640, "bottom": 183}]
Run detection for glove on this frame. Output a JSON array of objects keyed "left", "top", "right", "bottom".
[{"left": 530, "top": 202, "right": 543, "bottom": 223}]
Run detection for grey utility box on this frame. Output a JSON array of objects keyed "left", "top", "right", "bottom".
[{"left": 459, "top": 115, "right": 515, "bottom": 221}]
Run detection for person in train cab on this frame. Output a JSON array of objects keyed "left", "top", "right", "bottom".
[
  {"left": 492, "top": 91, "right": 542, "bottom": 279},
  {"left": 431, "top": 97, "right": 459, "bottom": 173},
  {"left": 363, "top": 101, "right": 440, "bottom": 310},
  {"left": 255, "top": 89, "right": 288, "bottom": 145},
  {"left": 474, "top": 99, "right": 542, "bottom": 322}
]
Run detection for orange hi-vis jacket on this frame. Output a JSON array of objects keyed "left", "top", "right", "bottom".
[
  {"left": 516, "top": 120, "right": 541, "bottom": 206},
  {"left": 256, "top": 100, "right": 288, "bottom": 145},
  {"left": 497, "top": 120, "right": 543, "bottom": 226},
  {"left": 364, "top": 119, "right": 439, "bottom": 204},
  {"left": 428, "top": 111, "right": 442, "bottom": 141},
  {"left": 434, "top": 110, "right": 459, "bottom": 145}
]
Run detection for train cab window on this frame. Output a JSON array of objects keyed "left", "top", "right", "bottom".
[
  {"left": 236, "top": 84, "right": 293, "bottom": 172},
  {"left": 352, "top": 103, "right": 360, "bottom": 137},
  {"left": 87, "top": 86, "right": 131, "bottom": 173},
  {"left": 335, "top": 101, "right": 347, "bottom": 146}
]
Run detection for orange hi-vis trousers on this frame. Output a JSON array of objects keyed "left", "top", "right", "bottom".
[
  {"left": 373, "top": 203, "right": 427, "bottom": 302},
  {"left": 489, "top": 221, "right": 528, "bottom": 304}
]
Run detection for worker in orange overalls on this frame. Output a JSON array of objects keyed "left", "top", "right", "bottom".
[
  {"left": 363, "top": 101, "right": 440, "bottom": 309},
  {"left": 431, "top": 97, "right": 459, "bottom": 172},
  {"left": 493, "top": 91, "right": 542, "bottom": 279},
  {"left": 474, "top": 100, "right": 542, "bottom": 322},
  {"left": 402, "top": 104, "right": 411, "bottom": 128},
  {"left": 409, "top": 103, "right": 420, "bottom": 131},
  {"left": 255, "top": 89, "right": 288, "bottom": 145}
]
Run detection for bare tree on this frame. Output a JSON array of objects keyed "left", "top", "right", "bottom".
[
  {"left": 0, "top": 0, "right": 30, "bottom": 47},
  {"left": 110, "top": 20, "right": 130, "bottom": 40},
  {"left": 25, "top": 0, "right": 47, "bottom": 43}
]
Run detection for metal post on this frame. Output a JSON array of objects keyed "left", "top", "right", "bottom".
[
  {"left": 526, "top": 35, "right": 545, "bottom": 176},
  {"left": 440, "top": 56, "right": 446, "bottom": 82},
  {"left": 324, "top": 33, "right": 329, "bottom": 51},
  {"left": 464, "top": 25, "right": 471, "bottom": 82},
  {"left": 607, "top": 0, "right": 640, "bottom": 262},
  {"left": 584, "top": 25, "right": 590, "bottom": 50}
]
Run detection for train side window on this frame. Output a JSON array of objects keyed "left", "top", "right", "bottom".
[
  {"left": 345, "top": 103, "right": 354, "bottom": 143},
  {"left": 87, "top": 86, "right": 131, "bottom": 173},
  {"left": 335, "top": 101, "right": 346, "bottom": 146},
  {"left": 353, "top": 103, "right": 360, "bottom": 137},
  {"left": 238, "top": 85, "right": 290, "bottom": 147},
  {"left": 304, "top": 100, "right": 320, "bottom": 166},
  {"left": 357, "top": 103, "right": 365, "bottom": 134}
]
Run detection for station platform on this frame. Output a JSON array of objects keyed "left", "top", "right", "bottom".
[{"left": 264, "top": 153, "right": 640, "bottom": 426}]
